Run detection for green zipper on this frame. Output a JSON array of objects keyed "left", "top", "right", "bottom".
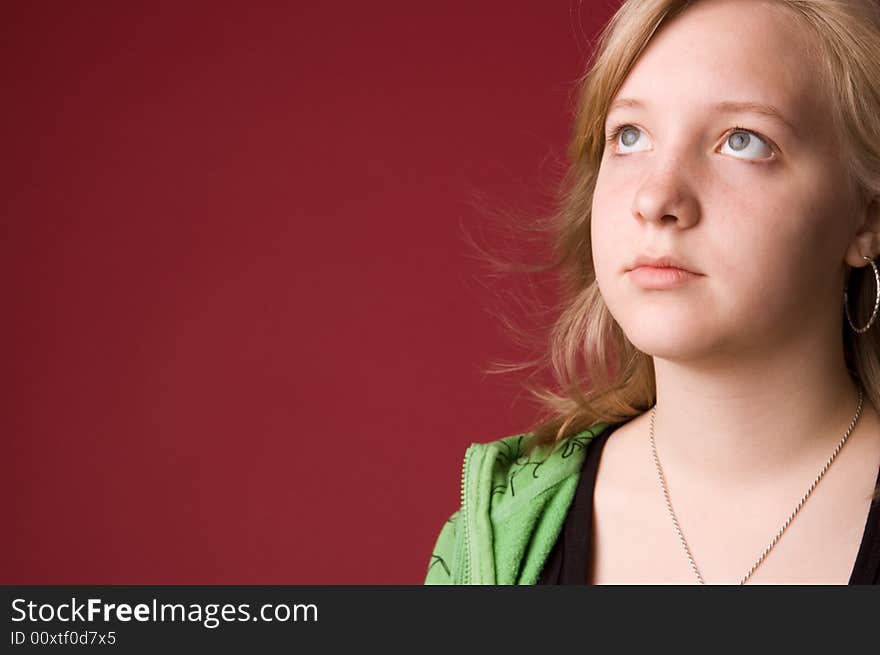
[{"left": 459, "top": 443, "right": 475, "bottom": 585}]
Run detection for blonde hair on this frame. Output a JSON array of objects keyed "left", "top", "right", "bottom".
[{"left": 469, "top": 0, "right": 880, "bottom": 499}]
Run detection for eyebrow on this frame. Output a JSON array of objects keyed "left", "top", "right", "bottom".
[{"left": 606, "top": 97, "right": 798, "bottom": 137}]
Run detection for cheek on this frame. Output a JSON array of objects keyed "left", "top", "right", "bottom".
[
  {"left": 590, "top": 197, "right": 626, "bottom": 286},
  {"left": 591, "top": 169, "right": 629, "bottom": 238},
  {"left": 731, "top": 175, "right": 847, "bottom": 293}
]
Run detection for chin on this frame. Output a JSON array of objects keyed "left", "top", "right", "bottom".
[
  {"left": 616, "top": 316, "right": 719, "bottom": 359},
  {"left": 628, "top": 334, "right": 695, "bottom": 358}
]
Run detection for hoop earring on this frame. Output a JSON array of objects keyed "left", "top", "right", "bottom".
[{"left": 844, "top": 255, "right": 880, "bottom": 334}]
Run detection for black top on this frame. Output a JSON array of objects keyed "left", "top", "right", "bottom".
[{"left": 537, "top": 420, "right": 880, "bottom": 584}]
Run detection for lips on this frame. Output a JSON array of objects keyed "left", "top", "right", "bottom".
[
  {"left": 628, "top": 254, "right": 701, "bottom": 275},
  {"left": 627, "top": 265, "right": 702, "bottom": 290}
]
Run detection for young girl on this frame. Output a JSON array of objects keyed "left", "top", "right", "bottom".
[{"left": 424, "top": 0, "right": 880, "bottom": 585}]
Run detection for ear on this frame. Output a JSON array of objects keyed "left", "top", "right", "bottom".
[{"left": 845, "top": 194, "right": 880, "bottom": 268}]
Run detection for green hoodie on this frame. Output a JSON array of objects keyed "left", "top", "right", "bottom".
[{"left": 423, "top": 420, "right": 617, "bottom": 584}]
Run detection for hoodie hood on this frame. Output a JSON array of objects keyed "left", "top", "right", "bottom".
[{"left": 425, "top": 420, "right": 616, "bottom": 585}]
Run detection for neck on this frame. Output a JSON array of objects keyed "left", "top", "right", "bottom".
[{"left": 650, "top": 332, "right": 868, "bottom": 492}]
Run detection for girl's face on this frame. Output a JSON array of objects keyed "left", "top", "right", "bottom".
[{"left": 591, "top": 0, "right": 861, "bottom": 361}]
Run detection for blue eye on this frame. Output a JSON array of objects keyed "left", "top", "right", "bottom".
[
  {"left": 604, "top": 123, "right": 775, "bottom": 161},
  {"left": 720, "top": 126, "right": 773, "bottom": 160},
  {"left": 606, "top": 124, "right": 647, "bottom": 152}
]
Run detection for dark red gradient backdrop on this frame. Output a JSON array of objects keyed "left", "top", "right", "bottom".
[{"left": 2, "top": 1, "right": 613, "bottom": 583}]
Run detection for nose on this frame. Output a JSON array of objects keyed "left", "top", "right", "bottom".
[{"left": 631, "top": 167, "right": 700, "bottom": 229}]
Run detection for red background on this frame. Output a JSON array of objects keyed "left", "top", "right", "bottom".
[{"left": 3, "top": 1, "right": 613, "bottom": 583}]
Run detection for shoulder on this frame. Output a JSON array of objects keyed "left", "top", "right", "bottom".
[
  {"left": 479, "top": 420, "right": 617, "bottom": 467},
  {"left": 424, "top": 420, "right": 620, "bottom": 584},
  {"left": 469, "top": 421, "right": 618, "bottom": 509}
]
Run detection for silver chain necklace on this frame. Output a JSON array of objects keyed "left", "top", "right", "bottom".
[{"left": 648, "top": 385, "right": 864, "bottom": 585}]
